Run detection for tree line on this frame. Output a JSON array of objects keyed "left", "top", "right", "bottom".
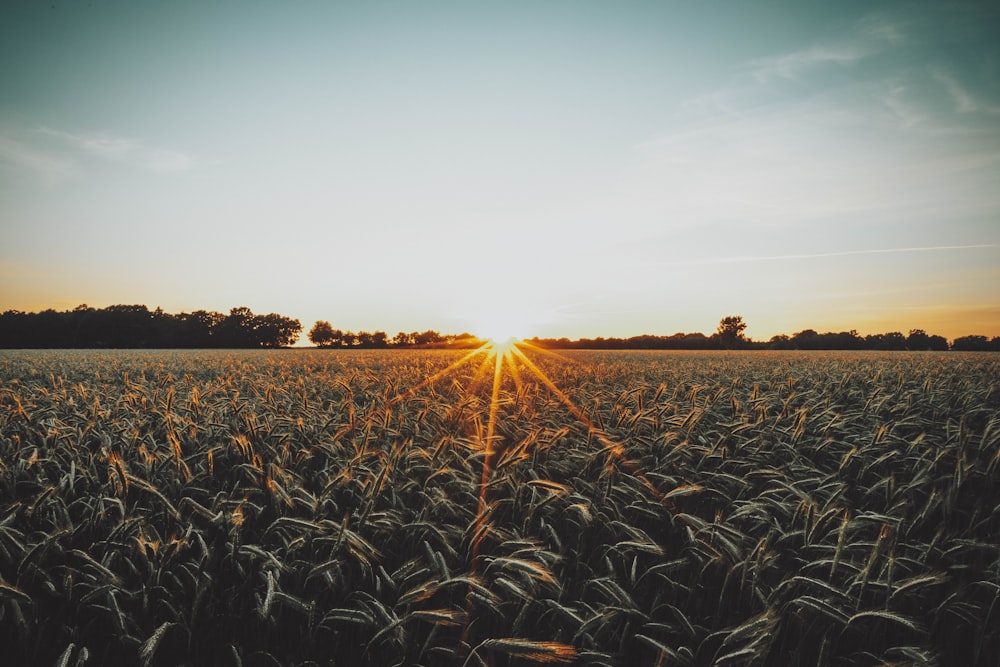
[
  {"left": 0, "top": 305, "right": 302, "bottom": 348},
  {"left": 307, "top": 321, "right": 478, "bottom": 348},
  {"left": 1, "top": 308, "right": 997, "bottom": 351},
  {"left": 526, "top": 316, "right": 1000, "bottom": 351}
]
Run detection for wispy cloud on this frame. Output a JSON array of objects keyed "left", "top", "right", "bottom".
[
  {"left": 745, "top": 11, "right": 905, "bottom": 82},
  {"left": 654, "top": 244, "right": 999, "bottom": 267},
  {"left": 631, "top": 2, "right": 1000, "bottom": 240},
  {"left": 929, "top": 67, "right": 1000, "bottom": 115},
  {"left": 856, "top": 13, "right": 906, "bottom": 46},
  {"left": 748, "top": 44, "right": 869, "bottom": 81},
  {"left": 0, "top": 133, "right": 77, "bottom": 183},
  {"left": 36, "top": 126, "right": 195, "bottom": 173}
]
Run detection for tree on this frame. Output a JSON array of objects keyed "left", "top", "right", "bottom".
[
  {"left": 927, "top": 334, "right": 949, "bottom": 351},
  {"left": 212, "top": 307, "right": 300, "bottom": 348},
  {"left": 309, "top": 321, "right": 337, "bottom": 347},
  {"left": 865, "top": 332, "right": 908, "bottom": 350},
  {"left": 716, "top": 316, "right": 747, "bottom": 349},
  {"left": 907, "top": 329, "right": 931, "bottom": 350},
  {"left": 952, "top": 335, "right": 990, "bottom": 351},
  {"left": 414, "top": 330, "right": 444, "bottom": 345},
  {"left": 178, "top": 310, "right": 223, "bottom": 347},
  {"left": 768, "top": 334, "right": 792, "bottom": 350},
  {"left": 254, "top": 313, "right": 302, "bottom": 348},
  {"left": 215, "top": 307, "right": 256, "bottom": 347}
]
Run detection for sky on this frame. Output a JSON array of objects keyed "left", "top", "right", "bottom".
[{"left": 2, "top": 0, "right": 998, "bottom": 344}]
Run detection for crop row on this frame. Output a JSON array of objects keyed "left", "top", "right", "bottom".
[{"left": 0, "top": 349, "right": 998, "bottom": 665}]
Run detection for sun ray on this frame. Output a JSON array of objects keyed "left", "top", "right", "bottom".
[
  {"left": 505, "top": 347, "right": 524, "bottom": 391},
  {"left": 508, "top": 345, "right": 706, "bottom": 536},
  {"left": 333, "top": 342, "right": 492, "bottom": 441},
  {"left": 333, "top": 334, "right": 720, "bottom": 657},
  {"left": 514, "top": 338, "right": 589, "bottom": 367},
  {"left": 462, "top": 341, "right": 506, "bottom": 650}
]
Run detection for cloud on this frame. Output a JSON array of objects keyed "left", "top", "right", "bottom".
[
  {"left": 629, "top": 2, "right": 1000, "bottom": 241},
  {"left": 651, "top": 244, "right": 1000, "bottom": 267},
  {"left": 0, "top": 133, "right": 77, "bottom": 184},
  {"left": 748, "top": 44, "right": 869, "bottom": 81},
  {"left": 930, "top": 67, "right": 996, "bottom": 115},
  {"left": 857, "top": 13, "right": 906, "bottom": 46},
  {"left": 744, "top": 11, "right": 907, "bottom": 82},
  {"left": 36, "top": 127, "right": 195, "bottom": 173}
]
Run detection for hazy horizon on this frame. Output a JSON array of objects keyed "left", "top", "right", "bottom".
[{"left": 2, "top": 1, "right": 998, "bottom": 343}]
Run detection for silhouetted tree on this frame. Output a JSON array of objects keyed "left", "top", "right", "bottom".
[
  {"left": 881, "top": 332, "right": 907, "bottom": 350},
  {"left": 791, "top": 329, "right": 820, "bottom": 350},
  {"left": 952, "top": 335, "right": 994, "bottom": 351},
  {"left": 907, "top": 329, "right": 931, "bottom": 350},
  {"left": 254, "top": 313, "right": 302, "bottom": 348},
  {"left": 904, "top": 329, "right": 950, "bottom": 352},
  {"left": 768, "top": 334, "right": 793, "bottom": 350},
  {"left": 715, "top": 316, "right": 747, "bottom": 349},
  {"left": 927, "top": 334, "right": 949, "bottom": 351},
  {"left": 414, "top": 330, "right": 444, "bottom": 345},
  {"left": 179, "top": 310, "right": 224, "bottom": 347},
  {"left": 214, "top": 307, "right": 256, "bottom": 347},
  {"left": 4, "top": 306, "right": 998, "bottom": 351},
  {"left": 309, "top": 321, "right": 337, "bottom": 347}
]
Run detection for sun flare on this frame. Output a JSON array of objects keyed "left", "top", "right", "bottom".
[{"left": 473, "top": 317, "right": 530, "bottom": 347}]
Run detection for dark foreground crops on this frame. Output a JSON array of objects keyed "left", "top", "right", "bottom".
[{"left": 1, "top": 349, "right": 998, "bottom": 665}]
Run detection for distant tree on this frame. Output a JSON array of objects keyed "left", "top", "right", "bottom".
[
  {"left": 210, "top": 307, "right": 300, "bottom": 348},
  {"left": 0, "top": 304, "right": 306, "bottom": 348},
  {"left": 864, "top": 333, "right": 884, "bottom": 349},
  {"left": 73, "top": 304, "right": 153, "bottom": 347},
  {"left": 181, "top": 310, "right": 224, "bottom": 347},
  {"left": 326, "top": 329, "right": 345, "bottom": 347},
  {"left": 790, "top": 329, "right": 819, "bottom": 350},
  {"left": 414, "top": 330, "right": 444, "bottom": 345},
  {"left": 715, "top": 316, "right": 747, "bottom": 349},
  {"left": 879, "top": 332, "right": 907, "bottom": 351},
  {"left": 392, "top": 331, "right": 413, "bottom": 347},
  {"left": 214, "top": 307, "right": 256, "bottom": 347},
  {"left": 34, "top": 309, "right": 70, "bottom": 348},
  {"left": 927, "top": 334, "right": 949, "bottom": 351},
  {"left": 825, "top": 330, "right": 864, "bottom": 350},
  {"left": 902, "top": 329, "right": 948, "bottom": 352},
  {"left": 0, "top": 311, "right": 23, "bottom": 347},
  {"left": 907, "top": 329, "right": 931, "bottom": 350},
  {"left": 309, "top": 321, "right": 337, "bottom": 347},
  {"left": 254, "top": 313, "right": 302, "bottom": 348},
  {"left": 768, "top": 334, "right": 792, "bottom": 350},
  {"left": 952, "top": 335, "right": 990, "bottom": 351}
]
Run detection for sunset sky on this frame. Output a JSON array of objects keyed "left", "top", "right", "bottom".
[{"left": 2, "top": 1, "right": 998, "bottom": 343}]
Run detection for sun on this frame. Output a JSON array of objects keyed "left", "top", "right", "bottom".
[
  {"left": 460, "top": 286, "right": 549, "bottom": 348},
  {"left": 473, "top": 317, "right": 529, "bottom": 347}
]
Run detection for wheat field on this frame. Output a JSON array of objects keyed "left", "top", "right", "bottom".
[{"left": 1, "top": 348, "right": 997, "bottom": 666}]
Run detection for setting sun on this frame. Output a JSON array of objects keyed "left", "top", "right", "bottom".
[
  {"left": 473, "top": 318, "right": 529, "bottom": 346},
  {"left": 467, "top": 301, "right": 535, "bottom": 345}
]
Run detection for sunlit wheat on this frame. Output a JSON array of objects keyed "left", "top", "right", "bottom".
[{"left": 0, "top": 348, "right": 997, "bottom": 665}]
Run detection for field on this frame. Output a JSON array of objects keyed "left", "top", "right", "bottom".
[{"left": 1, "top": 347, "right": 998, "bottom": 666}]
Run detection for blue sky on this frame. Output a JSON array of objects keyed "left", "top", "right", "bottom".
[{"left": 2, "top": 1, "right": 998, "bottom": 342}]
